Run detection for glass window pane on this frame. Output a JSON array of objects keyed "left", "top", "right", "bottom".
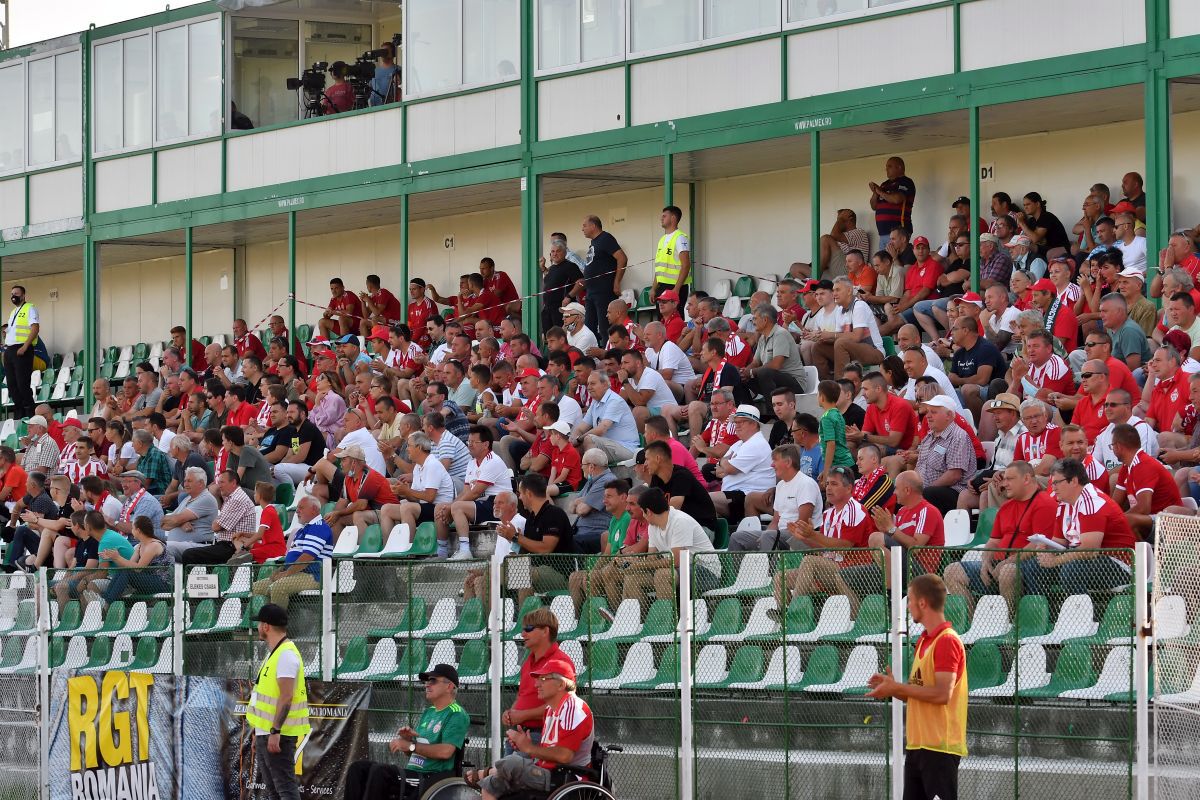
[
  {"left": 304, "top": 21, "right": 372, "bottom": 69},
  {"left": 463, "top": 0, "right": 520, "bottom": 85},
  {"left": 93, "top": 42, "right": 123, "bottom": 153},
  {"left": 156, "top": 26, "right": 188, "bottom": 141},
  {"left": 189, "top": 19, "right": 223, "bottom": 136},
  {"left": 27, "top": 58, "right": 54, "bottom": 166},
  {"left": 0, "top": 65, "right": 24, "bottom": 172},
  {"left": 705, "top": 0, "right": 778, "bottom": 38},
  {"left": 581, "top": 0, "right": 623, "bottom": 62},
  {"left": 539, "top": 0, "right": 580, "bottom": 71},
  {"left": 233, "top": 17, "right": 300, "bottom": 128},
  {"left": 54, "top": 51, "right": 81, "bottom": 161},
  {"left": 788, "top": 0, "right": 867, "bottom": 23},
  {"left": 406, "top": 0, "right": 461, "bottom": 94},
  {"left": 124, "top": 35, "right": 152, "bottom": 149},
  {"left": 630, "top": 0, "right": 699, "bottom": 53}
]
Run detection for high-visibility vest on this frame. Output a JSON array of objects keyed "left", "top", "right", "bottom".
[
  {"left": 10, "top": 304, "right": 35, "bottom": 345},
  {"left": 654, "top": 230, "right": 691, "bottom": 286},
  {"left": 246, "top": 640, "right": 311, "bottom": 737},
  {"left": 905, "top": 625, "right": 967, "bottom": 757}
]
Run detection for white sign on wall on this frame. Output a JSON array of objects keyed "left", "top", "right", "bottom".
[{"left": 980, "top": 162, "right": 996, "bottom": 184}]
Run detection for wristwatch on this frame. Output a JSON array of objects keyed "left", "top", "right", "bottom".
[
  {"left": 408, "top": 742, "right": 417, "bottom": 754},
  {"left": 270, "top": 727, "right": 281, "bottom": 735}
]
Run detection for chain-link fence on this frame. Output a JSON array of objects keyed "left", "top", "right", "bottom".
[
  {"left": 0, "top": 572, "right": 38, "bottom": 799},
  {"left": 333, "top": 557, "right": 495, "bottom": 772},
  {"left": 504, "top": 552, "right": 682, "bottom": 800},
  {"left": 916, "top": 545, "right": 1137, "bottom": 800},
  {"left": 691, "top": 548, "right": 893, "bottom": 800},
  {"left": 1153, "top": 514, "right": 1200, "bottom": 800}
]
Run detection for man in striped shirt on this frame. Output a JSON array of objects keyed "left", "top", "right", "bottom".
[
  {"left": 63, "top": 438, "right": 107, "bottom": 485},
  {"left": 252, "top": 496, "right": 333, "bottom": 610},
  {"left": 180, "top": 470, "right": 256, "bottom": 565}
]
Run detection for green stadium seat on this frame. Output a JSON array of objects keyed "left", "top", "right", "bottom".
[
  {"left": 132, "top": 343, "right": 150, "bottom": 362},
  {"left": 241, "top": 597, "right": 266, "bottom": 630},
  {"left": 81, "top": 638, "right": 114, "bottom": 671},
  {"left": 978, "top": 595, "right": 1050, "bottom": 645},
  {"left": 447, "top": 598, "right": 487, "bottom": 640},
  {"left": 624, "top": 643, "right": 681, "bottom": 690},
  {"left": 43, "top": 639, "right": 66, "bottom": 671},
  {"left": 559, "top": 597, "right": 611, "bottom": 640},
  {"left": 7, "top": 600, "right": 36, "bottom": 635},
  {"left": 795, "top": 645, "right": 842, "bottom": 690},
  {"left": 356, "top": 524, "right": 384, "bottom": 557},
  {"left": 186, "top": 600, "right": 216, "bottom": 633},
  {"left": 1066, "top": 595, "right": 1133, "bottom": 646},
  {"left": 700, "top": 645, "right": 765, "bottom": 689},
  {"left": 608, "top": 598, "right": 675, "bottom": 644},
  {"left": 334, "top": 637, "right": 370, "bottom": 677},
  {"left": 711, "top": 519, "right": 730, "bottom": 549},
  {"left": 274, "top": 482, "right": 295, "bottom": 509},
  {"left": 369, "top": 598, "right": 428, "bottom": 638},
  {"left": 733, "top": 276, "right": 754, "bottom": 297},
  {"left": 580, "top": 640, "right": 620, "bottom": 687},
  {"left": 823, "top": 594, "right": 888, "bottom": 642},
  {"left": 968, "top": 507, "right": 999, "bottom": 548},
  {"left": 1017, "top": 642, "right": 1097, "bottom": 698},
  {"left": 385, "top": 640, "right": 428, "bottom": 681},
  {"left": 0, "top": 637, "right": 27, "bottom": 671},
  {"left": 967, "top": 643, "right": 1005, "bottom": 692},
  {"left": 296, "top": 324, "right": 313, "bottom": 344},
  {"left": 386, "top": 521, "right": 438, "bottom": 558},
  {"left": 696, "top": 598, "right": 742, "bottom": 642},
  {"left": 126, "top": 638, "right": 161, "bottom": 671},
  {"left": 944, "top": 595, "right": 970, "bottom": 635},
  {"left": 53, "top": 601, "right": 82, "bottom": 635},
  {"left": 457, "top": 640, "right": 491, "bottom": 684},
  {"left": 882, "top": 336, "right": 897, "bottom": 357}
]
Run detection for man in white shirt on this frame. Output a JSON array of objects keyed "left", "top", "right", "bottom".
[
  {"left": 383, "top": 431, "right": 458, "bottom": 540},
  {"left": 618, "top": 349, "right": 679, "bottom": 435},
  {"left": 800, "top": 279, "right": 842, "bottom": 367},
  {"left": 895, "top": 324, "right": 944, "bottom": 373},
  {"left": 709, "top": 404, "right": 777, "bottom": 520},
  {"left": 1092, "top": 388, "right": 1159, "bottom": 471},
  {"left": 901, "top": 347, "right": 968, "bottom": 421},
  {"left": 561, "top": 302, "right": 598, "bottom": 353},
  {"left": 982, "top": 284, "right": 1021, "bottom": 357},
  {"left": 730, "top": 443, "right": 822, "bottom": 551},
  {"left": 812, "top": 274, "right": 885, "bottom": 380},
  {"left": 436, "top": 425, "right": 513, "bottom": 559},
  {"left": 642, "top": 320, "right": 696, "bottom": 402},
  {"left": 1114, "top": 212, "right": 1147, "bottom": 273},
  {"left": 622, "top": 486, "right": 722, "bottom": 608}
]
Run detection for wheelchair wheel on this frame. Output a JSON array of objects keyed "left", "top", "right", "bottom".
[
  {"left": 421, "top": 777, "right": 481, "bottom": 800},
  {"left": 546, "top": 783, "right": 616, "bottom": 800}
]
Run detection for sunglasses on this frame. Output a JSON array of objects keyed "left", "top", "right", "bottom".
[
  {"left": 1084, "top": 341, "right": 1106, "bottom": 347},
  {"left": 1103, "top": 401, "right": 1129, "bottom": 407},
  {"left": 1079, "top": 372, "right": 1097, "bottom": 380},
  {"left": 522, "top": 624, "right": 545, "bottom": 633}
]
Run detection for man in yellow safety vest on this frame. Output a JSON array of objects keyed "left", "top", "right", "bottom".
[
  {"left": 652, "top": 206, "right": 692, "bottom": 308},
  {"left": 4, "top": 285, "right": 39, "bottom": 419},
  {"left": 246, "top": 603, "right": 311, "bottom": 800}
]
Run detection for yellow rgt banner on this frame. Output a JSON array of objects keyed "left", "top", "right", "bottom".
[{"left": 66, "top": 671, "right": 162, "bottom": 800}]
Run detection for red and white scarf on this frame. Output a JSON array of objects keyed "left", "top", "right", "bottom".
[{"left": 120, "top": 489, "right": 146, "bottom": 522}]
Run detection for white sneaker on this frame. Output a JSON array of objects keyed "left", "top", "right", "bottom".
[{"left": 449, "top": 549, "right": 473, "bottom": 561}]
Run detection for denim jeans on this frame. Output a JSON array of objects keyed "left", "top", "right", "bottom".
[
  {"left": 101, "top": 569, "right": 171, "bottom": 604},
  {"left": 255, "top": 734, "right": 301, "bottom": 800}
]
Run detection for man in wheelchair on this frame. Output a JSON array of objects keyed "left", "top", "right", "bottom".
[
  {"left": 347, "top": 663, "right": 471, "bottom": 799},
  {"left": 468, "top": 662, "right": 594, "bottom": 800}
]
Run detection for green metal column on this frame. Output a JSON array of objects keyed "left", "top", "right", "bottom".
[
  {"left": 521, "top": 171, "right": 541, "bottom": 338},
  {"left": 82, "top": 26, "right": 96, "bottom": 389},
  {"left": 810, "top": 131, "right": 821, "bottom": 277},
  {"left": 968, "top": 105, "right": 981, "bottom": 292},
  {"left": 399, "top": 193, "right": 410, "bottom": 322},
  {"left": 288, "top": 211, "right": 297, "bottom": 335},
  {"left": 664, "top": 152, "right": 674, "bottom": 207},
  {"left": 184, "top": 227, "right": 194, "bottom": 367},
  {"left": 1144, "top": 0, "right": 1171, "bottom": 286},
  {"left": 83, "top": 243, "right": 96, "bottom": 389}
]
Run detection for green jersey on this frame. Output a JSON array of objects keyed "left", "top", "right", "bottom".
[
  {"left": 819, "top": 407, "right": 854, "bottom": 468},
  {"left": 407, "top": 702, "right": 470, "bottom": 773},
  {"left": 605, "top": 511, "right": 631, "bottom": 555}
]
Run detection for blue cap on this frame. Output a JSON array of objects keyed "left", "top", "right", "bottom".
[{"left": 336, "top": 334, "right": 359, "bottom": 345}]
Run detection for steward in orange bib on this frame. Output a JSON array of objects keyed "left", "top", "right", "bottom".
[{"left": 867, "top": 574, "right": 967, "bottom": 800}]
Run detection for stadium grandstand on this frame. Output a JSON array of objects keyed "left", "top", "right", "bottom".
[{"left": 0, "top": 0, "right": 1198, "bottom": 798}]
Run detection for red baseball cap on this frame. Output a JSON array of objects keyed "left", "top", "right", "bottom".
[
  {"left": 912, "top": 236, "right": 930, "bottom": 247},
  {"left": 530, "top": 651, "right": 578, "bottom": 683},
  {"left": 1164, "top": 328, "right": 1192, "bottom": 355},
  {"left": 62, "top": 417, "right": 83, "bottom": 429},
  {"left": 366, "top": 325, "right": 390, "bottom": 342},
  {"left": 954, "top": 292, "right": 984, "bottom": 308},
  {"left": 519, "top": 368, "right": 542, "bottom": 379},
  {"left": 1111, "top": 201, "right": 1137, "bottom": 215},
  {"left": 1030, "top": 278, "right": 1056, "bottom": 293},
  {"left": 657, "top": 290, "right": 680, "bottom": 302}
]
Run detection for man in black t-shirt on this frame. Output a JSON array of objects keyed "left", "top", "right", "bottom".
[
  {"left": 943, "top": 317, "right": 1008, "bottom": 432},
  {"left": 643, "top": 440, "right": 719, "bottom": 534},
  {"left": 541, "top": 238, "right": 584, "bottom": 334},
  {"left": 511, "top": 474, "right": 576, "bottom": 604},
  {"left": 4, "top": 472, "right": 61, "bottom": 572},
  {"left": 258, "top": 400, "right": 297, "bottom": 468},
  {"left": 273, "top": 400, "right": 328, "bottom": 485},
  {"left": 581, "top": 215, "right": 627, "bottom": 339}
]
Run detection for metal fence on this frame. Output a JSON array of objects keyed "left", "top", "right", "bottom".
[
  {"left": 0, "top": 541, "right": 1174, "bottom": 799},
  {"left": 1153, "top": 513, "right": 1200, "bottom": 800}
]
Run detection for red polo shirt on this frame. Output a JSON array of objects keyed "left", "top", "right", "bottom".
[
  {"left": 550, "top": 442, "right": 583, "bottom": 490},
  {"left": 408, "top": 298, "right": 437, "bottom": 348},
  {"left": 863, "top": 393, "right": 919, "bottom": 450},
  {"left": 1073, "top": 390, "right": 1110, "bottom": 444},
  {"left": 235, "top": 334, "right": 267, "bottom": 361},
  {"left": 515, "top": 643, "right": 576, "bottom": 729},
  {"left": 1148, "top": 368, "right": 1190, "bottom": 431},
  {"left": 895, "top": 499, "right": 944, "bottom": 574},
  {"left": 1116, "top": 450, "right": 1183, "bottom": 513},
  {"left": 486, "top": 271, "right": 519, "bottom": 305},
  {"left": 661, "top": 312, "right": 685, "bottom": 343},
  {"left": 1105, "top": 357, "right": 1139, "bottom": 399},
  {"left": 369, "top": 288, "right": 403, "bottom": 324},
  {"left": 329, "top": 292, "right": 364, "bottom": 325}
]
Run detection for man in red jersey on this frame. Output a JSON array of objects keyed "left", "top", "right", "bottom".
[
  {"left": 1059, "top": 424, "right": 1109, "bottom": 495},
  {"left": 357, "top": 273, "right": 403, "bottom": 337},
  {"left": 1008, "top": 329, "right": 1075, "bottom": 401},
  {"left": 232, "top": 318, "right": 267, "bottom": 361},
  {"left": 1110, "top": 423, "right": 1182, "bottom": 540},
  {"left": 1019, "top": 458, "right": 1137, "bottom": 595},
  {"left": 407, "top": 279, "right": 437, "bottom": 349},
  {"left": 479, "top": 257, "right": 521, "bottom": 316},
  {"left": 1146, "top": 344, "right": 1190, "bottom": 434},
  {"left": 848, "top": 372, "right": 919, "bottom": 453},
  {"left": 318, "top": 277, "right": 364, "bottom": 340}
]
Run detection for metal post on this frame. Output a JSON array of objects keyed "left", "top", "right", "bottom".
[
  {"left": 968, "top": 105, "right": 981, "bottom": 292},
  {"left": 489, "top": 552, "right": 504, "bottom": 763},
  {"left": 321, "top": 557, "right": 334, "bottom": 681},
  {"left": 184, "top": 227, "right": 194, "bottom": 367},
  {"left": 1144, "top": 74, "right": 1171, "bottom": 287},
  {"left": 288, "top": 211, "right": 297, "bottom": 337},
  {"left": 172, "top": 563, "right": 184, "bottom": 675},
  {"left": 520, "top": 170, "right": 541, "bottom": 339},
  {"left": 678, "top": 549, "right": 694, "bottom": 800},
  {"left": 399, "top": 193, "right": 409, "bottom": 321},
  {"left": 890, "top": 547, "right": 905, "bottom": 800},
  {"left": 37, "top": 568, "right": 49, "bottom": 800},
  {"left": 664, "top": 152, "right": 674, "bottom": 208},
  {"left": 810, "top": 132, "right": 821, "bottom": 278},
  {"left": 83, "top": 240, "right": 97, "bottom": 390},
  {"left": 1135, "top": 541, "right": 1151, "bottom": 799}
]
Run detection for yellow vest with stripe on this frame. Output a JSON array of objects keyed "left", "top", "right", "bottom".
[
  {"left": 906, "top": 625, "right": 967, "bottom": 757},
  {"left": 247, "top": 640, "right": 311, "bottom": 737},
  {"left": 10, "top": 304, "right": 35, "bottom": 345},
  {"left": 654, "top": 230, "right": 690, "bottom": 286}
]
